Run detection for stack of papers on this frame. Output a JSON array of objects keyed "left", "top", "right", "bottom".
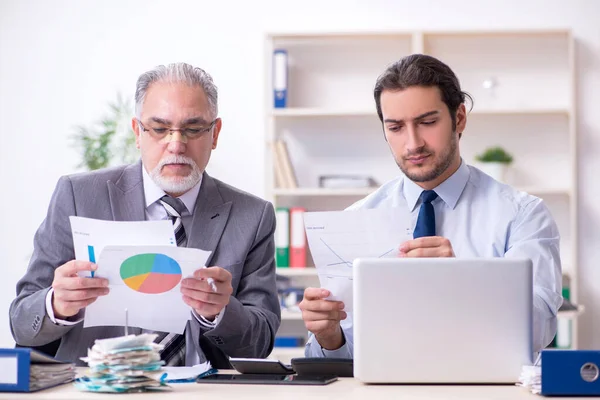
[
  {"left": 29, "top": 352, "right": 76, "bottom": 391},
  {"left": 517, "top": 361, "right": 542, "bottom": 394},
  {"left": 74, "top": 334, "right": 169, "bottom": 393}
]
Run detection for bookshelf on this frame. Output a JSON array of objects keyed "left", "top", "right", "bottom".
[
  {"left": 265, "top": 30, "right": 579, "bottom": 356},
  {"left": 270, "top": 107, "right": 570, "bottom": 118}
]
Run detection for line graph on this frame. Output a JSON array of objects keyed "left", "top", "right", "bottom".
[
  {"left": 303, "top": 207, "right": 413, "bottom": 271},
  {"left": 321, "top": 238, "right": 395, "bottom": 267}
]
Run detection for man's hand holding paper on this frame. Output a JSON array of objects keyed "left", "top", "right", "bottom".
[
  {"left": 300, "top": 208, "right": 413, "bottom": 350},
  {"left": 181, "top": 267, "right": 233, "bottom": 321},
  {"left": 299, "top": 288, "right": 346, "bottom": 350},
  {"left": 399, "top": 236, "right": 456, "bottom": 258},
  {"left": 51, "top": 261, "right": 109, "bottom": 319}
]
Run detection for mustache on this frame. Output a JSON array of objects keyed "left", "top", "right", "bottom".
[
  {"left": 157, "top": 155, "right": 195, "bottom": 169},
  {"left": 403, "top": 147, "right": 432, "bottom": 159}
]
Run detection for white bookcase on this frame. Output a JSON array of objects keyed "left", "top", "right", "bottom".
[{"left": 264, "top": 30, "right": 580, "bottom": 360}]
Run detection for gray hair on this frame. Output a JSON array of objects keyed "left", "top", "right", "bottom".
[{"left": 134, "top": 62, "right": 218, "bottom": 118}]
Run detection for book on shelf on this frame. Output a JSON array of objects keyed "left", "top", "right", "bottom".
[
  {"left": 270, "top": 141, "right": 287, "bottom": 189},
  {"left": 271, "top": 139, "right": 297, "bottom": 189}
]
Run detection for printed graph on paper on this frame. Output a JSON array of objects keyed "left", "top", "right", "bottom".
[
  {"left": 303, "top": 208, "right": 413, "bottom": 270},
  {"left": 303, "top": 208, "right": 413, "bottom": 312}
]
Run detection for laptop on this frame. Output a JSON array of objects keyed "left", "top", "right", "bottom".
[{"left": 353, "top": 258, "right": 533, "bottom": 384}]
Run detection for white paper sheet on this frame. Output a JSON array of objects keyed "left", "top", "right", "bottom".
[
  {"left": 84, "top": 245, "right": 211, "bottom": 333},
  {"left": 303, "top": 208, "right": 413, "bottom": 312},
  {"left": 69, "top": 216, "right": 177, "bottom": 277},
  {"left": 151, "top": 362, "right": 213, "bottom": 382}
]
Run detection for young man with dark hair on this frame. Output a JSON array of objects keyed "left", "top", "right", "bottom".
[{"left": 299, "top": 54, "right": 562, "bottom": 358}]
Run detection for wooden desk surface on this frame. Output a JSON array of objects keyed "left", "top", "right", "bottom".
[{"left": 0, "top": 370, "right": 580, "bottom": 399}]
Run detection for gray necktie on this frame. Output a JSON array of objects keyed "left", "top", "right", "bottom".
[
  {"left": 155, "top": 195, "right": 188, "bottom": 365},
  {"left": 159, "top": 195, "right": 187, "bottom": 246}
]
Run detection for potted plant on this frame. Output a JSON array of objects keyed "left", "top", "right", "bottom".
[
  {"left": 72, "top": 94, "right": 138, "bottom": 171},
  {"left": 474, "top": 146, "right": 513, "bottom": 182}
]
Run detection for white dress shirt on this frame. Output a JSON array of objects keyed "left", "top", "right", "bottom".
[
  {"left": 46, "top": 167, "right": 225, "bottom": 363},
  {"left": 305, "top": 160, "right": 563, "bottom": 358}
]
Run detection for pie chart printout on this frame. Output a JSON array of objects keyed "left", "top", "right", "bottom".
[{"left": 120, "top": 253, "right": 182, "bottom": 294}]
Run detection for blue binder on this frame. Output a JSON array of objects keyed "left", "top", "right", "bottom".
[
  {"left": 541, "top": 350, "right": 600, "bottom": 396},
  {"left": 273, "top": 49, "right": 288, "bottom": 108},
  {"left": 0, "top": 348, "right": 73, "bottom": 392}
]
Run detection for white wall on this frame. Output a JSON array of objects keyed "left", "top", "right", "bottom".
[{"left": 1, "top": 0, "right": 600, "bottom": 348}]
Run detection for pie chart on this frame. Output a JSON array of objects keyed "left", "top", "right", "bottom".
[{"left": 120, "top": 253, "right": 182, "bottom": 294}]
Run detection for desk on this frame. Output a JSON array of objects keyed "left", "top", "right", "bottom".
[{"left": 0, "top": 370, "right": 580, "bottom": 399}]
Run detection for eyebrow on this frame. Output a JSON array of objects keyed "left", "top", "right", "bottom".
[
  {"left": 383, "top": 110, "right": 440, "bottom": 124},
  {"left": 182, "top": 117, "right": 211, "bottom": 125},
  {"left": 149, "top": 116, "right": 211, "bottom": 125}
]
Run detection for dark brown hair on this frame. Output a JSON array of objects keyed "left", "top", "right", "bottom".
[{"left": 374, "top": 54, "right": 472, "bottom": 133}]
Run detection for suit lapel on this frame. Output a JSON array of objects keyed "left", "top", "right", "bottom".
[
  {"left": 187, "top": 173, "right": 232, "bottom": 266},
  {"left": 107, "top": 161, "right": 146, "bottom": 222}
]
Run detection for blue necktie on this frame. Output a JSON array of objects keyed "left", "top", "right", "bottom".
[{"left": 413, "top": 190, "right": 438, "bottom": 239}]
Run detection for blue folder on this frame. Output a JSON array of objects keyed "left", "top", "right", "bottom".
[
  {"left": 541, "top": 350, "right": 600, "bottom": 396},
  {"left": 273, "top": 49, "right": 288, "bottom": 108},
  {"left": 0, "top": 348, "right": 74, "bottom": 392}
]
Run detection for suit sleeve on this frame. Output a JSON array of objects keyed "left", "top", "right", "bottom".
[
  {"left": 9, "top": 176, "right": 80, "bottom": 346},
  {"left": 192, "top": 201, "right": 281, "bottom": 358}
]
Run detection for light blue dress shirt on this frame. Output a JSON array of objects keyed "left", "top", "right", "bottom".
[{"left": 305, "top": 160, "right": 563, "bottom": 358}]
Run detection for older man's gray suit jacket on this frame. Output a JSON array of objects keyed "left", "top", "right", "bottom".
[{"left": 9, "top": 162, "right": 281, "bottom": 366}]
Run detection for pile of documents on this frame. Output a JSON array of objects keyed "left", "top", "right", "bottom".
[
  {"left": 517, "top": 363, "right": 542, "bottom": 394},
  {"left": 29, "top": 352, "right": 76, "bottom": 391},
  {"left": 74, "top": 333, "right": 169, "bottom": 393}
]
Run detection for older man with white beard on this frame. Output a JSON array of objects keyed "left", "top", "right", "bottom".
[{"left": 9, "top": 63, "right": 281, "bottom": 368}]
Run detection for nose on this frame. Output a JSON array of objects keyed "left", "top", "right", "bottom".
[
  {"left": 166, "top": 131, "right": 187, "bottom": 154},
  {"left": 405, "top": 124, "right": 425, "bottom": 152}
]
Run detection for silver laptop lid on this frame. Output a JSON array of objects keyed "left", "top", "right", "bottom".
[{"left": 353, "top": 258, "right": 533, "bottom": 383}]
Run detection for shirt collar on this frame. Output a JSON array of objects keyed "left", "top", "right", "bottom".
[
  {"left": 403, "top": 159, "right": 470, "bottom": 212},
  {"left": 142, "top": 165, "right": 202, "bottom": 215}
]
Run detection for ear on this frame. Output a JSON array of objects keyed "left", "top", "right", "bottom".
[
  {"left": 455, "top": 103, "right": 467, "bottom": 138},
  {"left": 132, "top": 118, "right": 141, "bottom": 149},
  {"left": 211, "top": 118, "right": 222, "bottom": 150}
]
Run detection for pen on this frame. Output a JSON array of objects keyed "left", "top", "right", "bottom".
[
  {"left": 88, "top": 245, "right": 96, "bottom": 278},
  {"left": 207, "top": 277, "right": 217, "bottom": 293},
  {"left": 199, "top": 266, "right": 217, "bottom": 292},
  {"left": 197, "top": 368, "right": 218, "bottom": 380},
  {"left": 124, "top": 308, "right": 129, "bottom": 336},
  {"left": 159, "top": 368, "right": 219, "bottom": 383}
]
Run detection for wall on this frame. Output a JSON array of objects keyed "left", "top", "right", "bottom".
[{"left": 1, "top": 0, "right": 599, "bottom": 348}]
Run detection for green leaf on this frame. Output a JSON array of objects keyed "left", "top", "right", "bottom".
[
  {"left": 71, "top": 92, "right": 138, "bottom": 170},
  {"left": 475, "top": 146, "right": 513, "bottom": 164}
]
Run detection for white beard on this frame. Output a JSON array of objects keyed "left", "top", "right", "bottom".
[{"left": 150, "top": 155, "right": 202, "bottom": 194}]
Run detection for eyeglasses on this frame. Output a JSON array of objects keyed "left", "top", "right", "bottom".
[{"left": 137, "top": 118, "right": 217, "bottom": 141}]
